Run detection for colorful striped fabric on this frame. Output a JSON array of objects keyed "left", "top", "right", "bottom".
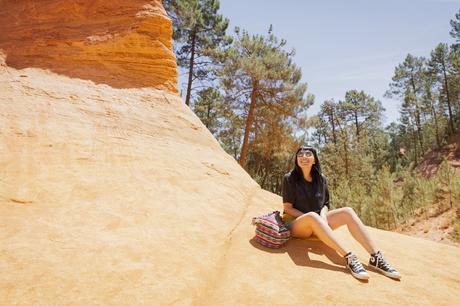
[{"left": 252, "top": 211, "right": 291, "bottom": 248}]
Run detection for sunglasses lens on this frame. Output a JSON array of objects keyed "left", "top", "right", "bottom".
[{"left": 297, "top": 150, "right": 313, "bottom": 157}]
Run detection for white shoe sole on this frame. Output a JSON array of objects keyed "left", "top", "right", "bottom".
[
  {"left": 348, "top": 267, "right": 369, "bottom": 280},
  {"left": 369, "top": 265, "right": 401, "bottom": 279}
]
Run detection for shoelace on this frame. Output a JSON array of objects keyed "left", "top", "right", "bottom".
[
  {"left": 376, "top": 252, "right": 394, "bottom": 271},
  {"left": 349, "top": 255, "right": 365, "bottom": 272}
]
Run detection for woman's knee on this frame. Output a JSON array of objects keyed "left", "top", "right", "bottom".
[
  {"left": 340, "top": 207, "right": 356, "bottom": 217},
  {"left": 327, "top": 207, "right": 358, "bottom": 229},
  {"left": 298, "top": 211, "right": 323, "bottom": 225},
  {"left": 339, "top": 207, "right": 363, "bottom": 224}
]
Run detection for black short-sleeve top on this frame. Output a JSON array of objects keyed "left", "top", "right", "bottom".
[{"left": 282, "top": 172, "right": 330, "bottom": 214}]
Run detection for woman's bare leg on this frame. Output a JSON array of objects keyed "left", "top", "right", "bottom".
[
  {"left": 326, "top": 207, "right": 377, "bottom": 255},
  {"left": 290, "top": 212, "right": 350, "bottom": 256}
]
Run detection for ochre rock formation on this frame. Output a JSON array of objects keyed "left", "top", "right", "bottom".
[
  {"left": 0, "top": 0, "right": 177, "bottom": 92},
  {"left": 1, "top": 1, "right": 460, "bottom": 305}
]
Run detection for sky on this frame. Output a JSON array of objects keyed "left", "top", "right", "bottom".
[{"left": 178, "top": 0, "right": 460, "bottom": 127}]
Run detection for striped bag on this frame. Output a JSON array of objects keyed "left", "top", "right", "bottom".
[{"left": 252, "top": 211, "right": 291, "bottom": 248}]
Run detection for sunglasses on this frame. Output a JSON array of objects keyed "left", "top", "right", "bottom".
[{"left": 297, "top": 150, "right": 314, "bottom": 158}]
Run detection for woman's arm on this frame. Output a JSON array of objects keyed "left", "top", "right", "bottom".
[{"left": 283, "top": 202, "right": 304, "bottom": 218}]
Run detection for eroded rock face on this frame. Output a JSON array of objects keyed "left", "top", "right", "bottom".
[
  {"left": 1, "top": 1, "right": 460, "bottom": 305},
  {"left": 0, "top": 58, "right": 260, "bottom": 304},
  {"left": 0, "top": 0, "right": 177, "bottom": 92},
  {"left": 2, "top": 53, "right": 460, "bottom": 306}
]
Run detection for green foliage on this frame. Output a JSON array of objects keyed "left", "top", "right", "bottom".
[
  {"left": 436, "top": 160, "right": 460, "bottom": 242},
  {"left": 429, "top": 43, "right": 458, "bottom": 134},
  {"left": 450, "top": 9, "right": 460, "bottom": 49},
  {"left": 218, "top": 26, "right": 309, "bottom": 110},
  {"left": 386, "top": 54, "right": 426, "bottom": 163},
  {"left": 367, "top": 166, "right": 397, "bottom": 229},
  {"left": 165, "top": 4, "right": 460, "bottom": 234},
  {"left": 397, "top": 172, "right": 434, "bottom": 220},
  {"left": 311, "top": 90, "right": 385, "bottom": 192},
  {"left": 451, "top": 219, "right": 460, "bottom": 243},
  {"left": 164, "top": 0, "right": 231, "bottom": 105},
  {"left": 342, "top": 90, "right": 385, "bottom": 140},
  {"left": 328, "top": 165, "right": 457, "bottom": 231},
  {"left": 192, "top": 87, "right": 224, "bottom": 134},
  {"left": 436, "top": 158, "right": 456, "bottom": 209},
  {"left": 218, "top": 26, "right": 311, "bottom": 168},
  {"left": 383, "top": 37, "right": 460, "bottom": 169}
]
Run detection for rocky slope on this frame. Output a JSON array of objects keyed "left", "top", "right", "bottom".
[
  {"left": 416, "top": 133, "right": 460, "bottom": 178},
  {"left": 1, "top": 1, "right": 460, "bottom": 305}
]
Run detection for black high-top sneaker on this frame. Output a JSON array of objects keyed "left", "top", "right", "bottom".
[
  {"left": 345, "top": 252, "right": 369, "bottom": 280},
  {"left": 369, "top": 251, "right": 401, "bottom": 279}
]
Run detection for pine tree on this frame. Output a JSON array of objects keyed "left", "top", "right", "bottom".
[
  {"left": 218, "top": 26, "right": 310, "bottom": 168},
  {"left": 448, "top": 48, "right": 460, "bottom": 122},
  {"left": 421, "top": 67, "right": 443, "bottom": 149},
  {"left": 341, "top": 90, "right": 385, "bottom": 142},
  {"left": 369, "top": 166, "right": 397, "bottom": 229},
  {"left": 192, "top": 87, "right": 225, "bottom": 135},
  {"left": 164, "top": 0, "right": 231, "bottom": 106},
  {"left": 313, "top": 91, "right": 384, "bottom": 189},
  {"left": 385, "top": 122, "right": 410, "bottom": 172},
  {"left": 319, "top": 99, "right": 339, "bottom": 145},
  {"left": 450, "top": 9, "right": 460, "bottom": 50},
  {"left": 386, "top": 54, "right": 426, "bottom": 162},
  {"left": 429, "top": 43, "right": 456, "bottom": 134}
]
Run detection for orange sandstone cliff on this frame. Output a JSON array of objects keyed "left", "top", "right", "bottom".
[
  {"left": 0, "top": 0, "right": 177, "bottom": 92},
  {"left": 1, "top": 1, "right": 460, "bottom": 305}
]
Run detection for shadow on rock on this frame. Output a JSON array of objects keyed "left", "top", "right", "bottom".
[{"left": 249, "top": 237, "right": 348, "bottom": 274}]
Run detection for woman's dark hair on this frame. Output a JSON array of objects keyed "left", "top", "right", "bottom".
[{"left": 290, "top": 146, "right": 324, "bottom": 185}]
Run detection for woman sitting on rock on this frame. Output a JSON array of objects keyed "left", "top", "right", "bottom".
[{"left": 282, "top": 146, "right": 401, "bottom": 280}]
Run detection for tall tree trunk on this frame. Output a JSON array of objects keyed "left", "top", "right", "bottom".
[
  {"left": 343, "top": 133, "right": 349, "bottom": 179},
  {"left": 239, "top": 80, "right": 258, "bottom": 168},
  {"left": 430, "top": 99, "right": 441, "bottom": 148},
  {"left": 412, "top": 128, "right": 418, "bottom": 165},
  {"left": 410, "top": 75, "right": 424, "bottom": 152},
  {"left": 354, "top": 110, "right": 360, "bottom": 141},
  {"left": 441, "top": 60, "right": 455, "bottom": 134},
  {"left": 330, "top": 109, "right": 337, "bottom": 145},
  {"left": 185, "top": 30, "right": 196, "bottom": 106},
  {"left": 261, "top": 159, "right": 271, "bottom": 188},
  {"left": 205, "top": 99, "right": 212, "bottom": 128}
]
